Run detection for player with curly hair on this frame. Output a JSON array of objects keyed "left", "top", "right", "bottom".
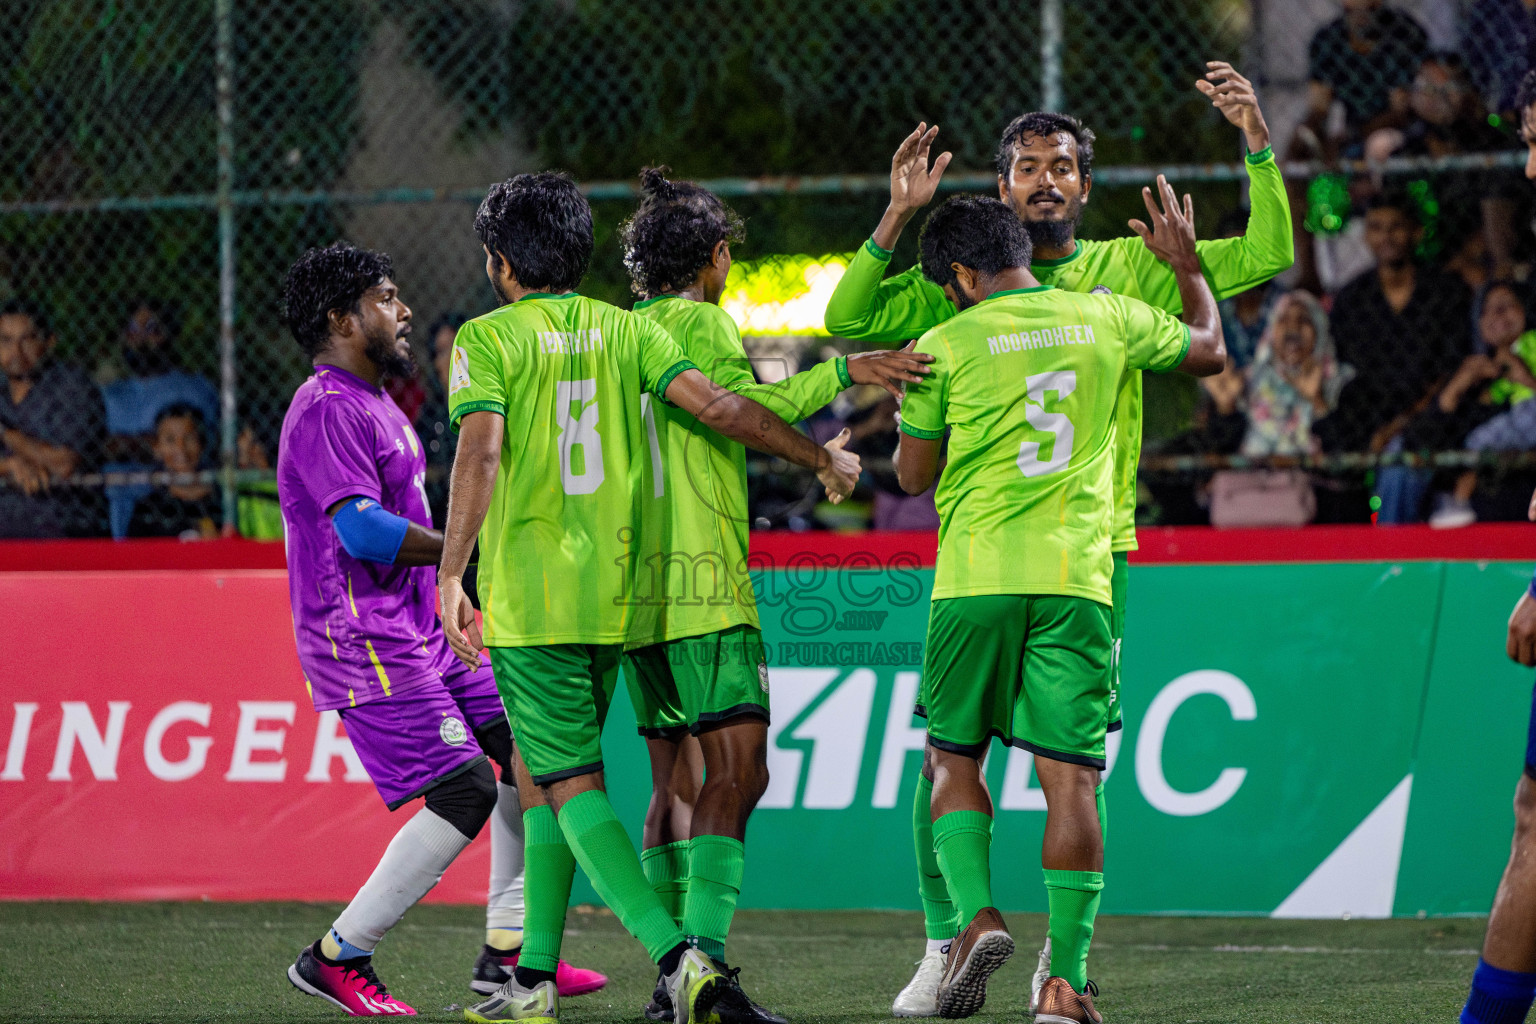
[
  {"left": 617, "top": 167, "right": 933, "bottom": 1023},
  {"left": 274, "top": 243, "right": 606, "bottom": 1017}
]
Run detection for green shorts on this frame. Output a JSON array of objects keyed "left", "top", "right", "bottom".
[
  {"left": 920, "top": 594, "right": 1113, "bottom": 768},
  {"left": 1109, "top": 550, "right": 1128, "bottom": 731},
  {"left": 622, "top": 624, "right": 771, "bottom": 738},
  {"left": 488, "top": 644, "right": 621, "bottom": 785}
]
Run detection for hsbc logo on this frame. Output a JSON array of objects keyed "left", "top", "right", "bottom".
[{"left": 757, "top": 667, "right": 1257, "bottom": 816}]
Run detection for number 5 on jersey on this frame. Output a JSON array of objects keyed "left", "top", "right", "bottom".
[{"left": 1017, "top": 370, "right": 1077, "bottom": 478}]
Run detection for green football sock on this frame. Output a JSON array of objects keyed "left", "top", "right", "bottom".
[
  {"left": 1043, "top": 868, "right": 1104, "bottom": 993},
  {"left": 558, "top": 789, "right": 684, "bottom": 963},
  {"left": 641, "top": 840, "right": 691, "bottom": 930},
  {"left": 931, "top": 810, "right": 994, "bottom": 926},
  {"left": 914, "top": 775, "right": 959, "bottom": 939},
  {"left": 683, "top": 835, "right": 744, "bottom": 961},
  {"left": 1096, "top": 781, "right": 1107, "bottom": 845},
  {"left": 519, "top": 805, "right": 575, "bottom": 973}
]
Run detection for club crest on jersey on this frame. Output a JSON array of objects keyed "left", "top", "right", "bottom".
[
  {"left": 439, "top": 715, "right": 468, "bottom": 746},
  {"left": 449, "top": 345, "right": 471, "bottom": 395},
  {"left": 758, "top": 661, "right": 770, "bottom": 693},
  {"left": 1090, "top": 285, "right": 1114, "bottom": 296}
]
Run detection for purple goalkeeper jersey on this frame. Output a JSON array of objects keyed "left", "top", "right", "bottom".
[{"left": 277, "top": 364, "right": 455, "bottom": 712}]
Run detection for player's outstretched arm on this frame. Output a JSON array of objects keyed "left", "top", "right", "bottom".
[
  {"left": 873, "top": 122, "right": 953, "bottom": 252},
  {"left": 1179, "top": 61, "right": 1293, "bottom": 299},
  {"left": 438, "top": 409, "right": 503, "bottom": 669},
  {"left": 1129, "top": 175, "right": 1225, "bottom": 377},
  {"left": 1197, "top": 61, "right": 1268, "bottom": 154},
  {"left": 664, "top": 368, "right": 861, "bottom": 502},
  {"left": 823, "top": 125, "right": 956, "bottom": 343}
]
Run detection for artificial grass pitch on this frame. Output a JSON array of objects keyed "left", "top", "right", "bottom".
[{"left": 0, "top": 902, "right": 1482, "bottom": 1023}]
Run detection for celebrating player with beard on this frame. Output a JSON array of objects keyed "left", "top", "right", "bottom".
[
  {"left": 822, "top": 62, "right": 1292, "bottom": 1017},
  {"left": 274, "top": 243, "right": 603, "bottom": 1018}
]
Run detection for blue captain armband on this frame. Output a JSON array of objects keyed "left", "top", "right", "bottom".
[{"left": 331, "top": 496, "right": 410, "bottom": 564}]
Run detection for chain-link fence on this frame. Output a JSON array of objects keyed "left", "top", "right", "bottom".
[{"left": 1, "top": 0, "right": 1532, "bottom": 539}]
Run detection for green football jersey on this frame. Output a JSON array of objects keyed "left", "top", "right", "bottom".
[
  {"left": 447, "top": 292, "right": 696, "bottom": 647},
  {"left": 824, "top": 148, "right": 1292, "bottom": 551},
  {"left": 629, "top": 295, "right": 851, "bottom": 645},
  {"left": 899, "top": 286, "right": 1190, "bottom": 605}
]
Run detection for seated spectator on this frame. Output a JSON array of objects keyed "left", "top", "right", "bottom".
[
  {"left": 1375, "top": 281, "right": 1536, "bottom": 524},
  {"left": 1198, "top": 294, "right": 1355, "bottom": 527},
  {"left": 101, "top": 300, "right": 219, "bottom": 461},
  {"left": 1464, "top": 0, "right": 1536, "bottom": 120},
  {"left": 1240, "top": 292, "right": 1357, "bottom": 458},
  {"left": 1216, "top": 207, "right": 1288, "bottom": 369},
  {"left": 1318, "top": 191, "right": 1470, "bottom": 461},
  {"left": 1366, "top": 52, "right": 1520, "bottom": 282},
  {"left": 1293, "top": 0, "right": 1429, "bottom": 160},
  {"left": 0, "top": 299, "right": 106, "bottom": 538},
  {"left": 127, "top": 404, "right": 220, "bottom": 539}
]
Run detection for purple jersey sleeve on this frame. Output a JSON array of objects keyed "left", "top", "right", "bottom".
[{"left": 289, "top": 400, "right": 386, "bottom": 513}]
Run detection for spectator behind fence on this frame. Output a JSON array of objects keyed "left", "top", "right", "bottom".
[
  {"left": 1393, "top": 281, "right": 1536, "bottom": 526},
  {"left": 0, "top": 298, "right": 106, "bottom": 538},
  {"left": 1318, "top": 191, "right": 1470, "bottom": 458},
  {"left": 101, "top": 300, "right": 219, "bottom": 460},
  {"left": 1208, "top": 293, "right": 1355, "bottom": 528},
  {"left": 1366, "top": 52, "right": 1520, "bottom": 284},
  {"left": 127, "top": 403, "right": 219, "bottom": 539},
  {"left": 1294, "top": 0, "right": 1429, "bottom": 158},
  {"left": 1465, "top": 0, "right": 1536, "bottom": 119}
]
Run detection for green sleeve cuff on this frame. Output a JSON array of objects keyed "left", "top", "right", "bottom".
[
  {"left": 1155, "top": 323, "right": 1193, "bottom": 374},
  {"left": 835, "top": 355, "right": 853, "bottom": 389},
  {"left": 864, "top": 236, "right": 894, "bottom": 261},
  {"left": 1245, "top": 146, "right": 1274, "bottom": 165},
  {"left": 899, "top": 419, "right": 945, "bottom": 440},
  {"left": 652, "top": 359, "right": 697, "bottom": 404},
  {"left": 448, "top": 399, "right": 506, "bottom": 434}
]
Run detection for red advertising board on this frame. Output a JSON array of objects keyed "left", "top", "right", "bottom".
[{"left": 0, "top": 569, "right": 493, "bottom": 903}]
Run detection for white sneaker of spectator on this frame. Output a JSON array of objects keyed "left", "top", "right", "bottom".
[{"left": 1428, "top": 496, "right": 1476, "bottom": 530}]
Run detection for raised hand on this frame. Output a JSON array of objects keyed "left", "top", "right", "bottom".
[
  {"left": 846, "top": 341, "right": 934, "bottom": 399},
  {"left": 1129, "top": 174, "right": 1200, "bottom": 273},
  {"left": 818, "top": 427, "right": 862, "bottom": 504},
  {"left": 889, "top": 123, "right": 953, "bottom": 216},
  {"left": 1196, "top": 61, "right": 1269, "bottom": 153}
]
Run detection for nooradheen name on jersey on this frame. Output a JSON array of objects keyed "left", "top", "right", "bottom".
[
  {"left": 449, "top": 344, "right": 471, "bottom": 394},
  {"left": 539, "top": 328, "right": 605, "bottom": 354},
  {"left": 987, "top": 323, "right": 1098, "bottom": 356}
]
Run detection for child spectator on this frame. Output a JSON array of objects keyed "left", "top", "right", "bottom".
[
  {"left": 1420, "top": 282, "right": 1536, "bottom": 525},
  {"left": 127, "top": 403, "right": 220, "bottom": 539}
]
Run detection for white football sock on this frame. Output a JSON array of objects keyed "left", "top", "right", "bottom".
[
  {"left": 332, "top": 808, "right": 471, "bottom": 951},
  {"left": 486, "top": 781, "right": 526, "bottom": 944}
]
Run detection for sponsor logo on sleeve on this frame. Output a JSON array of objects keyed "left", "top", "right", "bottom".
[{"left": 449, "top": 345, "right": 471, "bottom": 394}]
